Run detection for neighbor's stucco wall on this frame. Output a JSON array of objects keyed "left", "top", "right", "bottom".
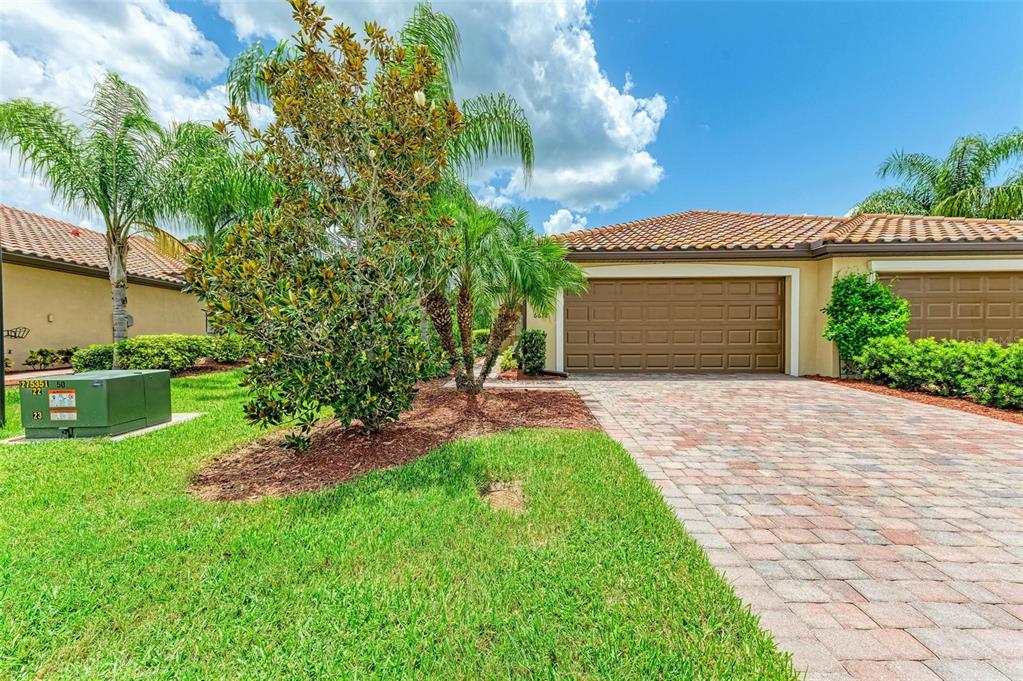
[
  {"left": 527, "top": 254, "right": 1023, "bottom": 377},
  {"left": 2, "top": 261, "right": 207, "bottom": 369}
]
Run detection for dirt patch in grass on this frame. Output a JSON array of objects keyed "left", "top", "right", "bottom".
[
  {"left": 805, "top": 375, "right": 1023, "bottom": 427},
  {"left": 190, "top": 383, "right": 598, "bottom": 501},
  {"left": 480, "top": 479, "right": 526, "bottom": 514}
]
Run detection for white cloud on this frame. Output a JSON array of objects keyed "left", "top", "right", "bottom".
[
  {"left": 542, "top": 208, "right": 587, "bottom": 235},
  {"left": 0, "top": 0, "right": 231, "bottom": 227},
  {"left": 211, "top": 0, "right": 668, "bottom": 214},
  {"left": 0, "top": 0, "right": 668, "bottom": 229}
]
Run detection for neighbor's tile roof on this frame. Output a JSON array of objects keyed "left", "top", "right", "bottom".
[
  {"left": 823, "top": 213, "right": 1023, "bottom": 244},
  {"left": 555, "top": 210, "right": 1023, "bottom": 252},
  {"left": 0, "top": 204, "right": 189, "bottom": 285}
]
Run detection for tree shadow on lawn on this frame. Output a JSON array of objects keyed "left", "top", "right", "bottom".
[{"left": 189, "top": 384, "right": 598, "bottom": 502}]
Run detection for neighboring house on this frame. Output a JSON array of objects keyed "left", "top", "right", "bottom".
[
  {"left": 527, "top": 211, "right": 1023, "bottom": 377},
  {"left": 1, "top": 204, "right": 207, "bottom": 369}
]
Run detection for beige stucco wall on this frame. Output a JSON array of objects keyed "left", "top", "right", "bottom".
[
  {"left": 2, "top": 262, "right": 207, "bottom": 369},
  {"left": 527, "top": 254, "right": 1023, "bottom": 377}
]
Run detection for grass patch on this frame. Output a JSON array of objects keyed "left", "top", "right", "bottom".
[{"left": 0, "top": 371, "right": 795, "bottom": 679}]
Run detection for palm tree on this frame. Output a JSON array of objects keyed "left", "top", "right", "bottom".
[
  {"left": 173, "top": 124, "right": 274, "bottom": 252},
  {"left": 225, "top": 2, "right": 535, "bottom": 348},
  {"left": 226, "top": 3, "right": 533, "bottom": 180},
  {"left": 423, "top": 186, "right": 586, "bottom": 393},
  {"left": 852, "top": 130, "right": 1023, "bottom": 219},
  {"left": 0, "top": 73, "right": 198, "bottom": 367}
]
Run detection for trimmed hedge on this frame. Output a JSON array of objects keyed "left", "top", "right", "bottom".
[
  {"left": 516, "top": 329, "right": 546, "bottom": 376},
  {"left": 471, "top": 328, "right": 490, "bottom": 358},
  {"left": 857, "top": 336, "right": 1023, "bottom": 409},
  {"left": 71, "top": 334, "right": 258, "bottom": 375}
]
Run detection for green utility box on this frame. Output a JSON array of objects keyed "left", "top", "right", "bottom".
[{"left": 19, "top": 370, "right": 171, "bottom": 439}]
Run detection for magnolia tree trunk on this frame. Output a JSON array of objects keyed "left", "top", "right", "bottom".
[{"left": 108, "top": 239, "right": 130, "bottom": 369}]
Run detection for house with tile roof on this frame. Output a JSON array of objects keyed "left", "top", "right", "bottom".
[
  {"left": 1, "top": 204, "right": 207, "bottom": 369},
  {"left": 526, "top": 210, "right": 1023, "bottom": 377}
]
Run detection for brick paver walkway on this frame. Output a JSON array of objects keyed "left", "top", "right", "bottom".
[{"left": 573, "top": 374, "right": 1023, "bottom": 681}]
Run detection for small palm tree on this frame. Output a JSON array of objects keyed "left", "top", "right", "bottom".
[
  {"left": 173, "top": 124, "right": 274, "bottom": 252},
  {"left": 423, "top": 186, "right": 586, "bottom": 393},
  {"left": 853, "top": 130, "right": 1023, "bottom": 219},
  {"left": 0, "top": 73, "right": 197, "bottom": 367}
]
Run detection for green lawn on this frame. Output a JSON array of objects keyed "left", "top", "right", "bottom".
[{"left": 0, "top": 372, "right": 795, "bottom": 679}]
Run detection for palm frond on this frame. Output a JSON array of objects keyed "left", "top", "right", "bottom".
[
  {"left": 399, "top": 2, "right": 460, "bottom": 101},
  {"left": 134, "top": 221, "right": 193, "bottom": 259},
  {"left": 849, "top": 188, "right": 927, "bottom": 216},
  {"left": 450, "top": 93, "right": 533, "bottom": 181},
  {"left": 934, "top": 178, "right": 1023, "bottom": 220},
  {"left": 226, "top": 40, "right": 298, "bottom": 110},
  {"left": 985, "top": 128, "right": 1023, "bottom": 179},
  {"left": 0, "top": 99, "right": 97, "bottom": 214}
]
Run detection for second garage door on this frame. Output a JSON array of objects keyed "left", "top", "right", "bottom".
[
  {"left": 564, "top": 277, "right": 784, "bottom": 372},
  {"left": 881, "top": 272, "right": 1023, "bottom": 344}
]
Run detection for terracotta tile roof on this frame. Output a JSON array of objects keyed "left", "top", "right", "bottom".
[
  {"left": 0, "top": 204, "right": 189, "bottom": 285},
  {"left": 555, "top": 210, "right": 1023, "bottom": 253},
  {"left": 823, "top": 214, "right": 1023, "bottom": 244}
]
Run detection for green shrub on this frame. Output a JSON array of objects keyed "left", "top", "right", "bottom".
[
  {"left": 823, "top": 273, "right": 910, "bottom": 367},
  {"left": 25, "top": 348, "right": 57, "bottom": 370},
  {"left": 471, "top": 329, "right": 490, "bottom": 358},
  {"left": 516, "top": 329, "right": 546, "bottom": 375},
  {"left": 72, "top": 344, "right": 114, "bottom": 372},
  {"left": 209, "top": 334, "right": 260, "bottom": 363},
  {"left": 70, "top": 335, "right": 229, "bottom": 374},
  {"left": 53, "top": 347, "right": 78, "bottom": 366},
  {"left": 963, "top": 340, "right": 1023, "bottom": 409},
  {"left": 499, "top": 346, "right": 518, "bottom": 372},
  {"left": 858, "top": 336, "right": 1023, "bottom": 409},
  {"left": 117, "top": 335, "right": 202, "bottom": 374}
]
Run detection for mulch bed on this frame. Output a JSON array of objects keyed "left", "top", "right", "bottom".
[
  {"left": 190, "top": 382, "right": 598, "bottom": 501},
  {"left": 176, "top": 360, "right": 247, "bottom": 377},
  {"left": 497, "top": 369, "right": 564, "bottom": 381},
  {"left": 805, "top": 375, "right": 1023, "bottom": 427}
]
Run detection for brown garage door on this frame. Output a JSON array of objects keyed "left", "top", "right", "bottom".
[
  {"left": 882, "top": 272, "right": 1023, "bottom": 344},
  {"left": 564, "top": 277, "right": 784, "bottom": 372}
]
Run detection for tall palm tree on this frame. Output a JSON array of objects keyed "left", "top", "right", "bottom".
[
  {"left": 852, "top": 130, "right": 1023, "bottom": 219},
  {"left": 423, "top": 186, "right": 586, "bottom": 393},
  {"left": 0, "top": 73, "right": 197, "bottom": 367},
  {"left": 173, "top": 124, "right": 275, "bottom": 252}
]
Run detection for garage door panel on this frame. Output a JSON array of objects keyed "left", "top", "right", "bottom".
[
  {"left": 564, "top": 277, "right": 783, "bottom": 372},
  {"left": 647, "top": 304, "right": 670, "bottom": 321},
  {"left": 883, "top": 272, "right": 1022, "bottom": 344},
  {"left": 728, "top": 329, "right": 752, "bottom": 344},
  {"left": 727, "top": 354, "right": 752, "bottom": 369},
  {"left": 646, "top": 329, "right": 670, "bottom": 344},
  {"left": 702, "top": 304, "right": 725, "bottom": 320},
  {"left": 727, "top": 304, "right": 753, "bottom": 320}
]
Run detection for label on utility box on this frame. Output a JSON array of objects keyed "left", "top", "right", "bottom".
[
  {"left": 49, "top": 409, "right": 78, "bottom": 421},
  {"left": 48, "top": 389, "right": 76, "bottom": 408}
]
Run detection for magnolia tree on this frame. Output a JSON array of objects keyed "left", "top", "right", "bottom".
[{"left": 189, "top": 0, "right": 461, "bottom": 444}]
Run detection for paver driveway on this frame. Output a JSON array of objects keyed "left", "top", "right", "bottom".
[{"left": 572, "top": 374, "right": 1023, "bottom": 681}]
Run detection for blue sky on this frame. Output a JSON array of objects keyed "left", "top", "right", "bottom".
[
  {"left": 585, "top": 0, "right": 1022, "bottom": 225},
  {"left": 2, "top": 1, "right": 1021, "bottom": 234}
]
